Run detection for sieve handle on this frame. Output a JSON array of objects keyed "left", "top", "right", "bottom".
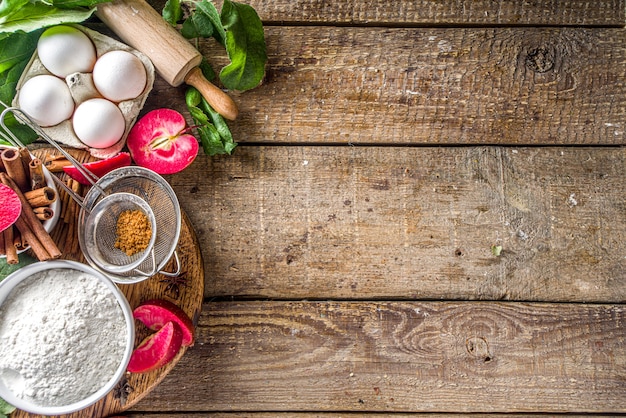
[
  {"left": 156, "top": 251, "right": 181, "bottom": 277},
  {"left": 0, "top": 108, "right": 105, "bottom": 195},
  {"left": 132, "top": 249, "right": 158, "bottom": 277},
  {"left": 49, "top": 175, "right": 89, "bottom": 212}
]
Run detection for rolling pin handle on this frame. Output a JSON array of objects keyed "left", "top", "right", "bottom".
[{"left": 185, "top": 67, "right": 239, "bottom": 121}]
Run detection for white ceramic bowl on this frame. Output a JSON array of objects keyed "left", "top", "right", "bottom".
[
  {"left": 0, "top": 260, "right": 135, "bottom": 415},
  {"left": 0, "top": 145, "right": 61, "bottom": 256}
]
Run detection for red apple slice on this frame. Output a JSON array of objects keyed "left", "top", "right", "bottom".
[
  {"left": 126, "top": 108, "right": 199, "bottom": 175},
  {"left": 133, "top": 299, "right": 195, "bottom": 347},
  {"left": 0, "top": 183, "right": 21, "bottom": 232},
  {"left": 127, "top": 321, "right": 183, "bottom": 373},
  {"left": 63, "top": 152, "right": 131, "bottom": 185}
]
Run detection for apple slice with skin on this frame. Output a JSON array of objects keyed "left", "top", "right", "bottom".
[
  {"left": 127, "top": 321, "right": 183, "bottom": 373},
  {"left": 126, "top": 108, "right": 199, "bottom": 175},
  {"left": 133, "top": 299, "right": 195, "bottom": 346}
]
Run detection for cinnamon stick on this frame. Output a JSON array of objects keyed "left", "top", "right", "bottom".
[
  {"left": 19, "top": 147, "right": 32, "bottom": 176},
  {"left": 29, "top": 158, "right": 46, "bottom": 190},
  {"left": 3, "top": 226, "right": 18, "bottom": 264},
  {"left": 0, "top": 173, "right": 61, "bottom": 260},
  {"left": 44, "top": 156, "right": 72, "bottom": 173},
  {"left": 34, "top": 207, "right": 54, "bottom": 221},
  {"left": 1, "top": 148, "right": 29, "bottom": 192},
  {"left": 13, "top": 229, "right": 26, "bottom": 251},
  {"left": 13, "top": 216, "right": 51, "bottom": 261},
  {"left": 25, "top": 186, "right": 57, "bottom": 208}
]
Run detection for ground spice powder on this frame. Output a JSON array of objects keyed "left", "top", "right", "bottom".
[{"left": 115, "top": 209, "right": 152, "bottom": 256}]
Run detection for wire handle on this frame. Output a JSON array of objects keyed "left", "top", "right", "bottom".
[{"left": 0, "top": 107, "right": 107, "bottom": 200}]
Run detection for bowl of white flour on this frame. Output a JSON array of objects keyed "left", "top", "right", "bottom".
[{"left": 0, "top": 260, "right": 135, "bottom": 415}]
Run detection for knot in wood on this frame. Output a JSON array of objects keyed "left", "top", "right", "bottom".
[
  {"left": 525, "top": 47, "right": 555, "bottom": 73},
  {"left": 466, "top": 336, "right": 492, "bottom": 362}
]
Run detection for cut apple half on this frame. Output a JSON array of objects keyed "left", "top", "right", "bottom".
[{"left": 127, "top": 321, "right": 183, "bottom": 373}]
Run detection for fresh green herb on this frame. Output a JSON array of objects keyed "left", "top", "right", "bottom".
[
  {"left": 0, "top": 253, "right": 37, "bottom": 282},
  {"left": 163, "top": 0, "right": 266, "bottom": 91},
  {"left": 0, "top": 395, "right": 16, "bottom": 417},
  {"left": 219, "top": 0, "right": 266, "bottom": 91},
  {"left": 166, "top": 0, "right": 266, "bottom": 155},
  {"left": 0, "top": 0, "right": 102, "bottom": 36},
  {"left": 186, "top": 86, "right": 236, "bottom": 155},
  {"left": 0, "top": 30, "right": 41, "bottom": 145}
]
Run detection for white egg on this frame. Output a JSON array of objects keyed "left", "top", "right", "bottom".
[
  {"left": 72, "top": 99, "right": 126, "bottom": 149},
  {"left": 18, "top": 75, "right": 74, "bottom": 127},
  {"left": 92, "top": 50, "right": 147, "bottom": 102},
  {"left": 37, "top": 25, "right": 97, "bottom": 78}
]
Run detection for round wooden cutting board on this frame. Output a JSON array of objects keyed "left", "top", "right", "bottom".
[{"left": 11, "top": 148, "right": 204, "bottom": 418}]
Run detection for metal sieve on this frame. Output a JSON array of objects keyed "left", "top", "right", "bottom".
[
  {"left": 81, "top": 192, "right": 157, "bottom": 275},
  {"left": 78, "top": 166, "right": 181, "bottom": 283}
]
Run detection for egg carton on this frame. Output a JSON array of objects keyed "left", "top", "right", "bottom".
[{"left": 12, "top": 24, "right": 155, "bottom": 160}]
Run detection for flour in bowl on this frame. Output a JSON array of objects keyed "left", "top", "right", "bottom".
[{"left": 0, "top": 268, "right": 128, "bottom": 406}]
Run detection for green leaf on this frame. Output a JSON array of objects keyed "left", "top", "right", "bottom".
[
  {"left": 0, "top": 253, "right": 37, "bottom": 282},
  {"left": 0, "top": 396, "right": 15, "bottom": 415},
  {"left": 197, "top": 123, "right": 227, "bottom": 155},
  {"left": 51, "top": 0, "right": 111, "bottom": 8},
  {"left": 162, "top": 0, "right": 181, "bottom": 25},
  {"left": 198, "top": 57, "right": 216, "bottom": 81},
  {"left": 200, "top": 95, "right": 233, "bottom": 145},
  {"left": 181, "top": 11, "right": 214, "bottom": 39},
  {"left": 195, "top": 0, "right": 224, "bottom": 46},
  {"left": 185, "top": 87, "right": 202, "bottom": 108},
  {"left": 186, "top": 86, "right": 236, "bottom": 155},
  {"left": 0, "top": 29, "right": 38, "bottom": 74},
  {"left": 0, "top": 3, "right": 96, "bottom": 34},
  {"left": 219, "top": 0, "right": 266, "bottom": 91},
  {"left": 0, "top": 30, "right": 39, "bottom": 144}
]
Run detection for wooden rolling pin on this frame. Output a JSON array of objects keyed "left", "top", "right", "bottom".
[{"left": 95, "top": 0, "right": 238, "bottom": 120}]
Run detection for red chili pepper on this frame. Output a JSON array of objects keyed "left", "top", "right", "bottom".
[{"left": 63, "top": 152, "right": 131, "bottom": 185}]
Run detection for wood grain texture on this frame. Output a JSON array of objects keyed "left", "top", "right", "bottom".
[
  {"left": 187, "top": 26, "right": 626, "bottom": 146},
  {"left": 167, "top": 0, "right": 626, "bottom": 27},
  {"left": 131, "top": 301, "right": 626, "bottom": 413},
  {"left": 167, "top": 146, "right": 625, "bottom": 303}
]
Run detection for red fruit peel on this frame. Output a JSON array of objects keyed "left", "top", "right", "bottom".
[
  {"left": 63, "top": 152, "right": 131, "bottom": 185},
  {"left": 127, "top": 321, "right": 183, "bottom": 373},
  {"left": 126, "top": 108, "right": 199, "bottom": 175},
  {"left": 0, "top": 183, "right": 21, "bottom": 232},
  {"left": 133, "top": 299, "right": 195, "bottom": 347}
]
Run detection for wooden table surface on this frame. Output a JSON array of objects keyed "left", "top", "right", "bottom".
[{"left": 106, "top": 0, "right": 625, "bottom": 415}]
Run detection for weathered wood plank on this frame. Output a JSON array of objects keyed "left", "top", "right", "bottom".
[
  {"left": 150, "top": 0, "right": 626, "bottom": 27},
  {"left": 168, "top": 146, "right": 625, "bottom": 303},
  {"left": 130, "top": 301, "right": 626, "bottom": 413},
  {"left": 122, "top": 414, "right": 618, "bottom": 417},
  {"left": 182, "top": 26, "right": 626, "bottom": 146}
]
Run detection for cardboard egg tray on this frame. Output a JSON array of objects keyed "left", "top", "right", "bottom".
[{"left": 12, "top": 24, "right": 155, "bottom": 159}]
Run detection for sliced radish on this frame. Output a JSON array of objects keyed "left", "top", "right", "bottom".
[
  {"left": 133, "top": 299, "right": 195, "bottom": 347},
  {"left": 0, "top": 183, "right": 21, "bottom": 232},
  {"left": 127, "top": 321, "right": 183, "bottom": 373},
  {"left": 62, "top": 152, "right": 131, "bottom": 185},
  {"left": 126, "top": 108, "right": 199, "bottom": 175}
]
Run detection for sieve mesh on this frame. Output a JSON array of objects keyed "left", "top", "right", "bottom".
[
  {"left": 78, "top": 166, "right": 181, "bottom": 283},
  {"left": 83, "top": 193, "right": 157, "bottom": 274}
]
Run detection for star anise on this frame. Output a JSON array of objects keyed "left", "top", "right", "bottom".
[
  {"left": 113, "top": 374, "right": 133, "bottom": 406},
  {"left": 159, "top": 271, "right": 188, "bottom": 299}
]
